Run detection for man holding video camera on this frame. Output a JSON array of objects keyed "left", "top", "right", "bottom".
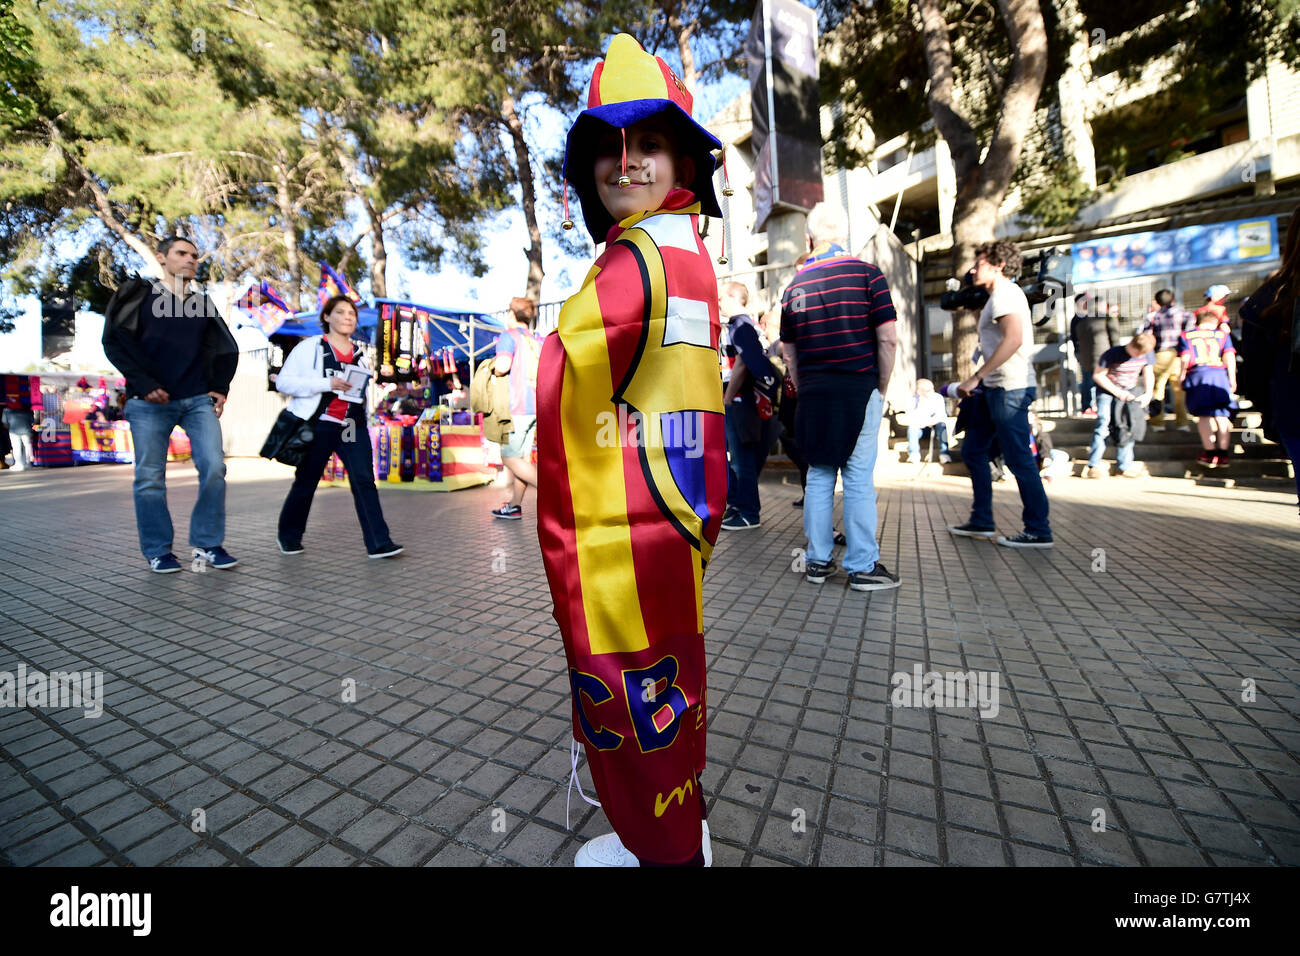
[{"left": 948, "top": 240, "right": 1053, "bottom": 549}]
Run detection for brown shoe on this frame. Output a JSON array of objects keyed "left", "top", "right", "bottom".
[{"left": 1083, "top": 465, "right": 1107, "bottom": 479}]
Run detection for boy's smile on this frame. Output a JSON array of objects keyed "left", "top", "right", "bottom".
[{"left": 593, "top": 118, "right": 695, "bottom": 224}]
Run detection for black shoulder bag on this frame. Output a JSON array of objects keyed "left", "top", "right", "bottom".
[{"left": 259, "top": 340, "right": 333, "bottom": 467}]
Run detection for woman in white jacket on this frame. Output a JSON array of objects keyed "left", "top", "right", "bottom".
[{"left": 275, "top": 295, "right": 402, "bottom": 558}]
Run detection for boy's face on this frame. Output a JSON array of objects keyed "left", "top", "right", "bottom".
[{"left": 593, "top": 118, "right": 693, "bottom": 223}]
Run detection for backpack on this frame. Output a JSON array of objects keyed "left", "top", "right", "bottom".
[{"left": 469, "top": 359, "right": 513, "bottom": 443}]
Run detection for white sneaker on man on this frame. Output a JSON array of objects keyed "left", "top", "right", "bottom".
[{"left": 573, "top": 820, "right": 712, "bottom": 867}]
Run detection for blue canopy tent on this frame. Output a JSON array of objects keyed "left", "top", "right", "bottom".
[{"left": 253, "top": 297, "right": 506, "bottom": 370}]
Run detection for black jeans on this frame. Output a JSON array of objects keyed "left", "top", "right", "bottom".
[{"left": 278, "top": 421, "right": 393, "bottom": 551}]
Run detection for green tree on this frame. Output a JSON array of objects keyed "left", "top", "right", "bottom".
[
  {"left": 823, "top": 0, "right": 1300, "bottom": 378},
  {"left": 0, "top": 0, "right": 36, "bottom": 125}
]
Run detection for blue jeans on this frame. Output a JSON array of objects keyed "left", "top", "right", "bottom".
[
  {"left": 907, "top": 422, "right": 949, "bottom": 458},
  {"left": 1087, "top": 392, "right": 1135, "bottom": 471},
  {"left": 805, "top": 389, "right": 883, "bottom": 572},
  {"left": 125, "top": 395, "right": 226, "bottom": 559},
  {"left": 960, "top": 387, "right": 1051, "bottom": 538},
  {"left": 724, "top": 402, "right": 778, "bottom": 521},
  {"left": 279, "top": 421, "right": 393, "bottom": 551}
]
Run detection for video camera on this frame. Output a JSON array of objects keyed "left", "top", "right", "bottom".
[{"left": 938, "top": 247, "right": 1073, "bottom": 327}]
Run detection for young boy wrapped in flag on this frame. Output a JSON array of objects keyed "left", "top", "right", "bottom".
[{"left": 537, "top": 33, "right": 729, "bottom": 867}]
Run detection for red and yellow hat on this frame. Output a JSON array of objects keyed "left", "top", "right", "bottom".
[{"left": 563, "top": 33, "right": 723, "bottom": 240}]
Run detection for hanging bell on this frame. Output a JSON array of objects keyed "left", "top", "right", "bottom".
[
  {"left": 561, "top": 218, "right": 574, "bottom": 230},
  {"left": 717, "top": 255, "right": 729, "bottom": 265},
  {"left": 722, "top": 185, "right": 734, "bottom": 197},
  {"left": 617, "top": 175, "right": 631, "bottom": 187}
]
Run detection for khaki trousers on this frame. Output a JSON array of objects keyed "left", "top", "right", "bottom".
[{"left": 1151, "top": 349, "right": 1188, "bottom": 427}]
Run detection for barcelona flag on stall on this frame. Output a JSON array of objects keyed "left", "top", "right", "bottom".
[{"left": 318, "top": 263, "right": 362, "bottom": 308}]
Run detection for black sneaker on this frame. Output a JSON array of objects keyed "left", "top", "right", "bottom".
[
  {"left": 720, "top": 512, "right": 759, "bottom": 531},
  {"left": 948, "top": 522, "right": 998, "bottom": 539},
  {"left": 148, "top": 553, "right": 182, "bottom": 574},
  {"left": 492, "top": 504, "right": 523, "bottom": 520},
  {"left": 995, "top": 532, "right": 1053, "bottom": 549},
  {"left": 848, "top": 562, "right": 901, "bottom": 591},
  {"left": 368, "top": 542, "right": 405, "bottom": 558},
  {"left": 193, "top": 546, "right": 238, "bottom": 569},
  {"left": 792, "top": 497, "right": 804, "bottom": 508},
  {"left": 277, "top": 536, "right": 303, "bottom": 555},
  {"left": 805, "top": 559, "right": 836, "bottom": 584}
]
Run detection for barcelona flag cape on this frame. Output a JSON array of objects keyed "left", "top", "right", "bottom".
[{"left": 537, "top": 188, "right": 726, "bottom": 865}]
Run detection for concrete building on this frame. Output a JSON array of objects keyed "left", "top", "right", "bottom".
[{"left": 702, "top": 22, "right": 1300, "bottom": 408}]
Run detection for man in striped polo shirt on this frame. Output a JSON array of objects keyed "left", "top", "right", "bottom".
[{"left": 779, "top": 204, "right": 900, "bottom": 592}]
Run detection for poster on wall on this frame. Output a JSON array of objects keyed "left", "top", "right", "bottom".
[{"left": 1072, "top": 216, "right": 1279, "bottom": 283}]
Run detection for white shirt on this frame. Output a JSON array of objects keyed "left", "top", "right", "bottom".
[
  {"left": 275, "top": 335, "right": 370, "bottom": 420},
  {"left": 977, "top": 278, "right": 1035, "bottom": 389},
  {"left": 912, "top": 392, "right": 947, "bottom": 425}
]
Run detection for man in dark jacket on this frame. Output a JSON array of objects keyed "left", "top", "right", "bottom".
[
  {"left": 101, "top": 236, "right": 240, "bottom": 573},
  {"left": 1070, "top": 293, "right": 1120, "bottom": 414},
  {"left": 719, "top": 281, "right": 780, "bottom": 530}
]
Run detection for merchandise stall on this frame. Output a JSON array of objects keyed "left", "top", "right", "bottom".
[
  {"left": 1, "top": 372, "right": 192, "bottom": 467},
  {"left": 244, "top": 297, "right": 506, "bottom": 491},
  {"left": 370, "top": 408, "right": 497, "bottom": 491}
]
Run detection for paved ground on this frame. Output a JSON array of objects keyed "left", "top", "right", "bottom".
[{"left": 0, "top": 457, "right": 1297, "bottom": 867}]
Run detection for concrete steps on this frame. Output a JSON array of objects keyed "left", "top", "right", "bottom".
[{"left": 889, "top": 412, "right": 1294, "bottom": 488}]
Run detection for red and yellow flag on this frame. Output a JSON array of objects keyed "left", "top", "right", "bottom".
[{"left": 537, "top": 192, "right": 726, "bottom": 865}]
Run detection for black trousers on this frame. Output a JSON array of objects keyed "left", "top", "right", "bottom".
[{"left": 278, "top": 420, "right": 393, "bottom": 551}]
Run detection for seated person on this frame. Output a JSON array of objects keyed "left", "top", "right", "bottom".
[{"left": 904, "top": 378, "right": 950, "bottom": 463}]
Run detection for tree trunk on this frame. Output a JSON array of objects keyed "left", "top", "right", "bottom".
[
  {"left": 501, "top": 92, "right": 544, "bottom": 304},
  {"left": 365, "top": 198, "right": 387, "bottom": 299},
  {"left": 950, "top": 196, "right": 1000, "bottom": 381},
  {"left": 665, "top": 5, "right": 699, "bottom": 95},
  {"left": 275, "top": 163, "right": 303, "bottom": 307},
  {"left": 917, "top": 0, "right": 1049, "bottom": 381}
]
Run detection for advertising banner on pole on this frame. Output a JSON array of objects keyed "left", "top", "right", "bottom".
[{"left": 747, "top": 0, "right": 824, "bottom": 233}]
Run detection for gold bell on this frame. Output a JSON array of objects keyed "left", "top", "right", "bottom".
[
  {"left": 617, "top": 175, "right": 631, "bottom": 187},
  {"left": 561, "top": 219, "right": 574, "bottom": 230},
  {"left": 717, "top": 255, "right": 728, "bottom": 265},
  {"left": 722, "top": 185, "right": 734, "bottom": 197}
]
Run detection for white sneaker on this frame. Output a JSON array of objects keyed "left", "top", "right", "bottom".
[
  {"left": 573, "top": 820, "right": 713, "bottom": 867},
  {"left": 939, "top": 453, "right": 951, "bottom": 464},
  {"left": 574, "top": 831, "right": 639, "bottom": 867}
]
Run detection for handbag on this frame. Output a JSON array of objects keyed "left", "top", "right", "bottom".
[
  {"left": 259, "top": 405, "right": 326, "bottom": 466},
  {"left": 260, "top": 339, "right": 333, "bottom": 466}
]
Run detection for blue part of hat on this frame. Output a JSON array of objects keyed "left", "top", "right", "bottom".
[{"left": 563, "top": 101, "right": 723, "bottom": 241}]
